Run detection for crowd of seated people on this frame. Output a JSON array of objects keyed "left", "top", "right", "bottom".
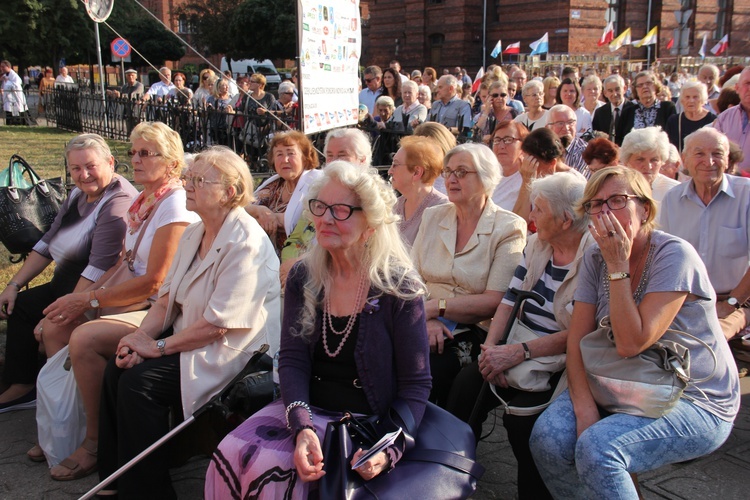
[{"left": 0, "top": 62, "right": 748, "bottom": 500}]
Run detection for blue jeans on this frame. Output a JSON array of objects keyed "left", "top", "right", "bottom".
[{"left": 529, "top": 390, "right": 733, "bottom": 499}]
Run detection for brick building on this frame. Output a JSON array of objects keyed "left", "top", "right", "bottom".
[{"left": 362, "top": 0, "right": 750, "bottom": 72}]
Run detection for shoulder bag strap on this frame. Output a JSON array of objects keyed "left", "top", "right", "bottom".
[
  {"left": 126, "top": 188, "right": 179, "bottom": 262},
  {"left": 404, "top": 449, "right": 485, "bottom": 478}
]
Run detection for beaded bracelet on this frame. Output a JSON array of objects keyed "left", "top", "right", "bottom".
[{"left": 285, "top": 401, "right": 312, "bottom": 430}]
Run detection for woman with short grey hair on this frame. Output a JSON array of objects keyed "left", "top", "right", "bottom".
[
  {"left": 392, "top": 79, "right": 428, "bottom": 131},
  {"left": 411, "top": 142, "right": 526, "bottom": 407},
  {"left": 665, "top": 79, "right": 716, "bottom": 151},
  {"left": 620, "top": 126, "right": 678, "bottom": 204},
  {"left": 514, "top": 80, "right": 548, "bottom": 131}
]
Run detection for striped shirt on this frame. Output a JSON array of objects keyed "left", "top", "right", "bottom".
[{"left": 502, "top": 254, "right": 572, "bottom": 335}]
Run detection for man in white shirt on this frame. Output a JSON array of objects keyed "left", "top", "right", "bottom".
[
  {"left": 143, "top": 67, "right": 175, "bottom": 102},
  {"left": 55, "top": 66, "right": 75, "bottom": 87}
]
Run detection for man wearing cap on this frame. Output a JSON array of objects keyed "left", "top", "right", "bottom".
[{"left": 119, "top": 69, "right": 144, "bottom": 100}]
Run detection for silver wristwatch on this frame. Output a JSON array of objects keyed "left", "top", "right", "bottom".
[{"left": 156, "top": 339, "right": 167, "bottom": 356}]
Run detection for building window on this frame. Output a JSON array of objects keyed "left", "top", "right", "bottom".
[
  {"left": 429, "top": 33, "right": 445, "bottom": 46},
  {"left": 715, "top": 0, "right": 732, "bottom": 39},
  {"left": 178, "top": 15, "right": 196, "bottom": 34}
]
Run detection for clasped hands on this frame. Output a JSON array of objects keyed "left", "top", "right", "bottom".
[{"left": 478, "top": 342, "right": 525, "bottom": 387}]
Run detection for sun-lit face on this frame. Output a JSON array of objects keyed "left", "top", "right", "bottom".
[
  {"left": 173, "top": 75, "right": 185, "bottom": 88},
  {"left": 66, "top": 148, "right": 115, "bottom": 202},
  {"left": 383, "top": 71, "right": 395, "bottom": 89},
  {"left": 680, "top": 87, "right": 705, "bottom": 113},
  {"left": 273, "top": 142, "right": 305, "bottom": 182},
  {"left": 559, "top": 84, "right": 578, "bottom": 107},
  {"left": 325, "top": 137, "right": 360, "bottom": 165},
  {"left": 311, "top": 180, "right": 371, "bottom": 253},
  {"left": 604, "top": 80, "right": 624, "bottom": 107},
  {"left": 683, "top": 133, "right": 729, "bottom": 190}
]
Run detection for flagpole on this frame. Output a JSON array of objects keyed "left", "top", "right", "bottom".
[
  {"left": 482, "top": 0, "right": 487, "bottom": 71},
  {"left": 646, "top": 0, "right": 653, "bottom": 68}
]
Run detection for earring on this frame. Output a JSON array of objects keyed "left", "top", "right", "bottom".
[{"left": 641, "top": 219, "right": 647, "bottom": 224}]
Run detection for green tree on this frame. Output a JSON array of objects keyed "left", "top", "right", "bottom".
[
  {"left": 230, "top": 0, "right": 296, "bottom": 61},
  {"left": 179, "top": 0, "right": 297, "bottom": 63}
]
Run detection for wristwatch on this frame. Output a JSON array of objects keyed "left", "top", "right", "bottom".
[
  {"left": 728, "top": 297, "right": 741, "bottom": 310},
  {"left": 156, "top": 339, "right": 167, "bottom": 357},
  {"left": 521, "top": 342, "right": 531, "bottom": 361},
  {"left": 438, "top": 298, "right": 447, "bottom": 318},
  {"left": 89, "top": 291, "right": 100, "bottom": 309},
  {"left": 608, "top": 272, "right": 631, "bottom": 281}
]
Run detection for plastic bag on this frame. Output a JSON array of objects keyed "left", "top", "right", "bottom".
[{"left": 36, "top": 346, "right": 87, "bottom": 467}]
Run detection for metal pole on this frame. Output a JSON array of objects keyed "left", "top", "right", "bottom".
[
  {"left": 482, "top": 0, "right": 487, "bottom": 70},
  {"left": 646, "top": 0, "right": 653, "bottom": 68},
  {"left": 94, "top": 21, "right": 108, "bottom": 132}
]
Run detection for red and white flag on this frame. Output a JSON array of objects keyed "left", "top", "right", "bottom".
[
  {"left": 598, "top": 22, "right": 614, "bottom": 47},
  {"left": 503, "top": 42, "right": 521, "bottom": 55},
  {"left": 471, "top": 68, "right": 484, "bottom": 93},
  {"left": 711, "top": 35, "right": 729, "bottom": 55}
]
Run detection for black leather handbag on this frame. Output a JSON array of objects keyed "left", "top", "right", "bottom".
[
  {"left": 0, "top": 155, "right": 65, "bottom": 256},
  {"left": 320, "top": 400, "right": 485, "bottom": 500}
]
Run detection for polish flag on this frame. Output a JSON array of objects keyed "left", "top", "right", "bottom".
[
  {"left": 503, "top": 42, "right": 521, "bottom": 55},
  {"left": 711, "top": 35, "right": 729, "bottom": 56},
  {"left": 471, "top": 67, "right": 484, "bottom": 93},
  {"left": 598, "top": 22, "right": 614, "bottom": 47}
]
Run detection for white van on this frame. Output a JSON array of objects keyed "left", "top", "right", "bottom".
[{"left": 220, "top": 58, "right": 282, "bottom": 95}]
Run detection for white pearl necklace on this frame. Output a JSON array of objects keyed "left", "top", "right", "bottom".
[{"left": 321, "top": 272, "right": 368, "bottom": 358}]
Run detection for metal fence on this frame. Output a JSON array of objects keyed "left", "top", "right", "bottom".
[{"left": 43, "top": 89, "right": 302, "bottom": 173}]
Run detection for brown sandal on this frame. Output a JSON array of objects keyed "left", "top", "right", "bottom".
[
  {"left": 50, "top": 438, "right": 98, "bottom": 481},
  {"left": 27, "top": 444, "right": 46, "bottom": 463}
]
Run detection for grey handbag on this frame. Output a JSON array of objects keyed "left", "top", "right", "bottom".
[
  {"left": 580, "top": 239, "right": 717, "bottom": 418},
  {"left": 580, "top": 315, "right": 716, "bottom": 418},
  {"left": 504, "top": 316, "right": 566, "bottom": 392}
]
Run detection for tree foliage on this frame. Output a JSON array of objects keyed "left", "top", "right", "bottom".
[
  {"left": 0, "top": 0, "right": 184, "bottom": 69},
  {"left": 179, "top": 0, "right": 297, "bottom": 62}
]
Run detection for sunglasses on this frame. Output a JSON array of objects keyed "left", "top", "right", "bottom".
[
  {"left": 491, "top": 93, "right": 508, "bottom": 98},
  {"left": 127, "top": 149, "right": 161, "bottom": 158}
]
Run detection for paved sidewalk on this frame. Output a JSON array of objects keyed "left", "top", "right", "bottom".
[{"left": 1, "top": 374, "right": 748, "bottom": 499}]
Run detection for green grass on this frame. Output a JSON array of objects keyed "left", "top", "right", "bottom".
[{"left": 0, "top": 126, "right": 130, "bottom": 336}]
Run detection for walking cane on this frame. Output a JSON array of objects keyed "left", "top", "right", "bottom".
[
  {"left": 468, "top": 289, "right": 544, "bottom": 428},
  {"left": 80, "top": 344, "right": 272, "bottom": 500}
]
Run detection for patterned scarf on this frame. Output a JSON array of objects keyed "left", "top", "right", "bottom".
[{"left": 126, "top": 178, "right": 182, "bottom": 234}]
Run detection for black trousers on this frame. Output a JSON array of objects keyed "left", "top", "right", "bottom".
[
  {"left": 98, "top": 352, "right": 182, "bottom": 499},
  {"left": 1, "top": 271, "right": 79, "bottom": 386},
  {"left": 428, "top": 327, "right": 484, "bottom": 408},
  {"left": 447, "top": 361, "right": 553, "bottom": 500}
]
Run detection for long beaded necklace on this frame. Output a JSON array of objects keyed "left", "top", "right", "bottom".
[{"left": 321, "top": 271, "right": 368, "bottom": 358}]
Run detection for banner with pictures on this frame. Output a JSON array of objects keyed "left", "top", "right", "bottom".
[{"left": 298, "top": 0, "right": 361, "bottom": 134}]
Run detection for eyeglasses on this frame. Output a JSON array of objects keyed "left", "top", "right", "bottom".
[
  {"left": 364, "top": 77, "right": 378, "bottom": 83},
  {"left": 491, "top": 93, "right": 508, "bottom": 98},
  {"left": 308, "top": 199, "right": 362, "bottom": 221},
  {"left": 548, "top": 119, "right": 576, "bottom": 128},
  {"left": 442, "top": 168, "right": 478, "bottom": 179},
  {"left": 127, "top": 149, "right": 161, "bottom": 158},
  {"left": 582, "top": 194, "right": 641, "bottom": 215},
  {"left": 179, "top": 173, "right": 223, "bottom": 189},
  {"left": 635, "top": 81, "right": 655, "bottom": 89},
  {"left": 492, "top": 136, "right": 520, "bottom": 146},
  {"left": 281, "top": 92, "right": 294, "bottom": 95},
  {"left": 523, "top": 92, "right": 542, "bottom": 98}
]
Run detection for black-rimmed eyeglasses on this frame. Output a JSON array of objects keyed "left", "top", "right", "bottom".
[
  {"left": 308, "top": 199, "right": 363, "bottom": 221},
  {"left": 582, "top": 194, "right": 641, "bottom": 215}
]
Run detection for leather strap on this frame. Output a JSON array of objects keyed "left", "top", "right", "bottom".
[{"left": 405, "top": 449, "right": 486, "bottom": 479}]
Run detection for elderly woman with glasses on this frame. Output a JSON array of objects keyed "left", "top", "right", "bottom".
[
  {"left": 0, "top": 134, "right": 137, "bottom": 414},
  {"left": 665, "top": 80, "right": 716, "bottom": 151},
  {"left": 411, "top": 143, "right": 526, "bottom": 407},
  {"left": 30, "top": 123, "right": 199, "bottom": 479},
  {"left": 474, "top": 80, "right": 519, "bottom": 143},
  {"left": 617, "top": 71, "right": 676, "bottom": 144},
  {"left": 530, "top": 166, "right": 739, "bottom": 499},
  {"left": 206, "top": 161, "right": 430, "bottom": 498},
  {"left": 514, "top": 80, "right": 549, "bottom": 132},
  {"left": 98, "top": 146, "right": 281, "bottom": 498}
]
